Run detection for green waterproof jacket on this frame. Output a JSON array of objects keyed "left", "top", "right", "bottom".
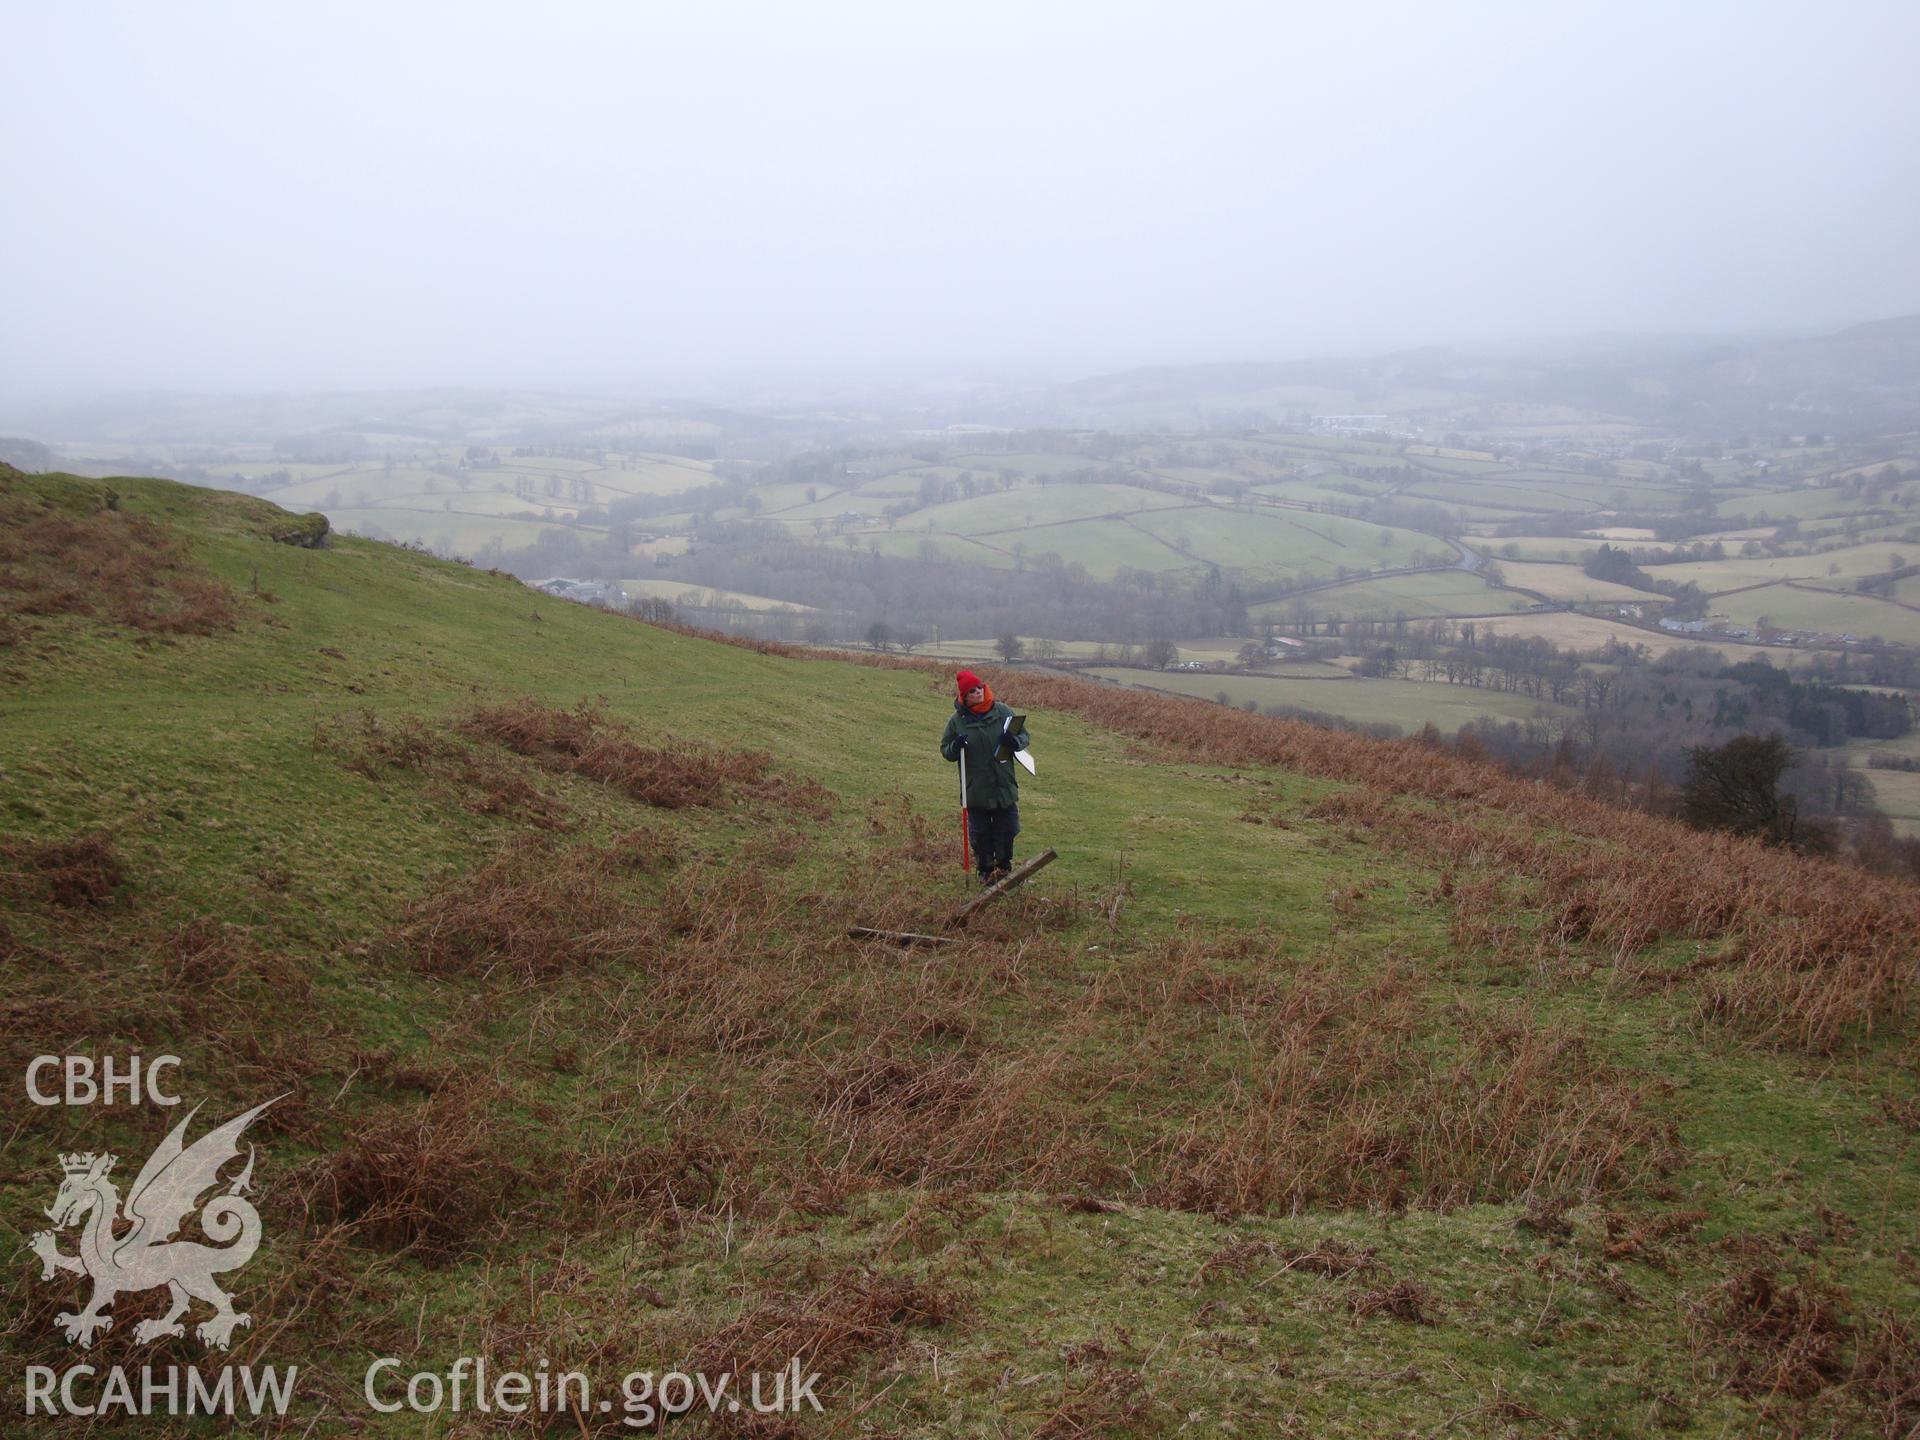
[{"left": 941, "top": 700, "right": 1028, "bottom": 810}]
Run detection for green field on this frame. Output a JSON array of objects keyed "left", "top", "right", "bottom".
[
  {"left": 1127, "top": 506, "right": 1433, "bottom": 578},
  {"left": 1403, "top": 478, "right": 1603, "bottom": 514},
  {"left": 857, "top": 530, "right": 1014, "bottom": 566},
  {"left": 910, "top": 640, "right": 1351, "bottom": 675},
  {"left": 619, "top": 579, "right": 814, "bottom": 612},
  {"left": 844, "top": 472, "right": 925, "bottom": 498},
  {"left": 1481, "top": 535, "right": 1604, "bottom": 563},
  {"left": 1494, "top": 561, "right": 1666, "bottom": 603},
  {"left": 1083, "top": 666, "right": 1573, "bottom": 732},
  {"left": 1461, "top": 611, "right": 1795, "bottom": 662},
  {"left": 1711, "top": 583, "right": 1920, "bottom": 645},
  {"left": 1655, "top": 540, "right": 1920, "bottom": 593},
  {"left": 329, "top": 506, "right": 578, "bottom": 554},
  {"left": 1728, "top": 481, "right": 1920, "bottom": 522},
  {"left": 899, "top": 482, "right": 1185, "bottom": 534},
  {"left": 1251, "top": 476, "right": 1395, "bottom": 503},
  {"left": 1862, "top": 768, "right": 1920, "bottom": 836},
  {"left": 1254, "top": 570, "right": 1532, "bottom": 622},
  {"left": 946, "top": 450, "right": 1096, "bottom": 477},
  {"left": 105, "top": 448, "right": 733, "bottom": 567},
  {"left": 747, "top": 480, "right": 834, "bottom": 513},
  {"left": 987, "top": 516, "right": 1191, "bottom": 576},
  {"left": 259, "top": 453, "right": 718, "bottom": 513}
]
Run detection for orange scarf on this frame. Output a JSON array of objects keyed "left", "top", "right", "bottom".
[{"left": 965, "top": 683, "right": 995, "bottom": 715}]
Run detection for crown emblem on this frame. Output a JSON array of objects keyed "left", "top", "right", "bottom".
[{"left": 58, "top": 1153, "right": 112, "bottom": 1176}]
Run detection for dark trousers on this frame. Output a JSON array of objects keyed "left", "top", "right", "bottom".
[{"left": 967, "top": 805, "right": 1019, "bottom": 878}]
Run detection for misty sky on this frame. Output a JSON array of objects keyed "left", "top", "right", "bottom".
[{"left": 4, "top": 1, "right": 1918, "bottom": 395}]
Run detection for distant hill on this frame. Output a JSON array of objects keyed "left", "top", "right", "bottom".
[
  {"left": 0, "top": 436, "right": 54, "bottom": 471},
  {"left": 1697, "top": 314, "right": 1920, "bottom": 400},
  {"left": 990, "top": 319, "right": 1920, "bottom": 432},
  {"left": 11, "top": 386, "right": 827, "bottom": 458},
  {"left": 1835, "top": 314, "right": 1920, "bottom": 343}
]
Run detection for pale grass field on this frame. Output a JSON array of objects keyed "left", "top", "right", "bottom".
[
  {"left": 619, "top": 579, "right": 814, "bottom": 612},
  {"left": 1494, "top": 561, "right": 1666, "bottom": 603}
]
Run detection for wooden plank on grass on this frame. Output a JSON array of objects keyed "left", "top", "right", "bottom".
[
  {"left": 947, "top": 848, "right": 1058, "bottom": 928},
  {"left": 847, "top": 927, "right": 956, "bottom": 947}
]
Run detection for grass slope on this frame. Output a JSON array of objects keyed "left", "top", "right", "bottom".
[{"left": 3, "top": 469, "right": 1918, "bottom": 1438}]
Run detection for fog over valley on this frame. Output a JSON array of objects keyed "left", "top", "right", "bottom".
[{"left": 3, "top": 0, "right": 1919, "bottom": 396}]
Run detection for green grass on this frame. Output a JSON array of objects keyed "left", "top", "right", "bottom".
[
  {"left": 976, "top": 516, "right": 1191, "bottom": 577},
  {"left": 1126, "top": 506, "right": 1434, "bottom": 579},
  {"left": 4, "top": 469, "right": 1917, "bottom": 1437},
  {"left": 946, "top": 450, "right": 1095, "bottom": 477},
  {"left": 1403, "top": 478, "right": 1606, "bottom": 514},
  {"left": 1711, "top": 583, "right": 1920, "bottom": 645},
  {"left": 1255, "top": 570, "right": 1531, "bottom": 622},
  {"left": 618, "top": 578, "right": 814, "bottom": 612},
  {"left": 1731, "top": 481, "right": 1920, "bottom": 521},
  {"left": 1481, "top": 534, "right": 1604, "bottom": 563},
  {"left": 1251, "top": 475, "right": 1395, "bottom": 502},
  {"left": 1081, "top": 667, "right": 1574, "bottom": 732},
  {"left": 1861, "top": 767, "right": 1920, "bottom": 836},
  {"left": 117, "top": 447, "right": 725, "bottom": 559},
  {"left": 1494, "top": 561, "right": 1667, "bottom": 603},
  {"left": 1655, "top": 540, "right": 1920, "bottom": 593},
  {"left": 327, "top": 506, "right": 580, "bottom": 554},
  {"left": 896, "top": 482, "right": 1186, "bottom": 534}
]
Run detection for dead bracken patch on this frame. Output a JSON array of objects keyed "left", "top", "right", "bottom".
[
  {"left": 0, "top": 830, "right": 125, "bottom": 908},
  {"left": 1136, "top": 964, "right": 1680, "bottom": 1216},
  {"left": 1603, "top": 1207, "right": 1708, "bottom": 1267},
  {"left": 314, "top": 711, "right": 569, "bottom": 827},
  {"left": 803, "top": 1042, "right": 1051, "bottom": 1189},
  {"left": 385, "top": 837, "right": 639, "bottom": 982},
  {"left": 689, "top": 1267, "right": 960, "bottom": 1383},
  {"left": 1693, "top": 1265, "right": 1852, "bottom": 1399},
  {"left": 1350, "top": 1278, "right": 1440, "bottom": 1324},
  {"left": 1031, "top": 1341, "right": 1156, "bottom": 1439},
  {"left": 464, "top": 697, "right": 775, "bottom": 810},
  {"left": 561, "top": 1131, "right": 739, "bottom": 1228},
  {"left": 1516, "top": 1193, "right": 1575, "bottom": 1241},
  {"left": 318, "top": 710, "right": 465, "bottom": 776},
  {"left": 1685, "top": 1261, "right": 1920, "bottom": 1431},
  {"left": 296, "top": 1083, "right": 530, "bottom": 1262},
  {"left": 0, "top": 487, "right": 237, "bottom": 641},
  {"left": 155, "top": 920, "right": 336, "bottom": 1132}
]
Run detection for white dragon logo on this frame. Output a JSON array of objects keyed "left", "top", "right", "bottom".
[{"left": 29, "top": 1098, "right": 279, "bottom": 1351}]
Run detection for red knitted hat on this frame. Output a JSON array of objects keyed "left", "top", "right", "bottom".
[{"left": 955, "top": 669, "right": 984, "bottom": 696}]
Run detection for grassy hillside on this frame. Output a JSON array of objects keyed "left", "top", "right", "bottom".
[{"left": 3, "top": 469, "right": 1918, "bottom": 1437}]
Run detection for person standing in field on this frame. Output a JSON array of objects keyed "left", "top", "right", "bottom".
[{"left": 940, "top": 668, "right": 1029, "bottom": 884}]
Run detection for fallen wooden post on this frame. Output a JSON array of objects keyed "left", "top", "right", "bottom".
[
  {"left": 947, "top": 848, "right": 1058, "bottom": 928},
  {"left": 846, "top": 926, "right": 956, "bottom": 947}
]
